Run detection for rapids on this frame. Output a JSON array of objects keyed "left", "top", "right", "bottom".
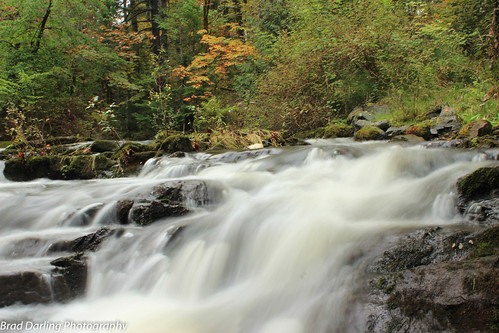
[{"left": 0, "top": 139, "right": 497, "bottom": 333}]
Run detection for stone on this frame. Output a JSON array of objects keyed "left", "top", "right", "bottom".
[
  {"left": 159, "top": 135, "right": 194, "bottom": 154},
  {"left": 457, "top": 119, "right": 493, "bottom": 139},
  {"left": 354, "top": 126, "right": 386, "bottom": 141},
  {"left": 404, "top": 122, "right": 432, "bottom": 140},
  {"left": 457, "top": 166, "right": 499, "bottom": 203},
  {"left": 430, "top": 105, "right": 462, "bottom": 137},
  {"left": 374, "top": 120, "right": 390, "bottom": 132},
  {"left": 48, "top": 227, "right": 117, "bottom": 253},
  {"left": 385, "top": 126, "right": 409, "bottom": 138},
  {"left": 90, "top": 140, "right": 118, "bottom": 153}
]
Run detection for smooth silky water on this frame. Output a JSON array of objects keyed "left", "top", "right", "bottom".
[{"left": 0, "top": 139, "right": 497, "bottom": 332}]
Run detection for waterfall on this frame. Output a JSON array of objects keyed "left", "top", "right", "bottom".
[{"left": 0, "top": 140, "right": 496, "bottom": 333}]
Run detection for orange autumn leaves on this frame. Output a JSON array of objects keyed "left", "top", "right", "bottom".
[{"left": 174, "top": 25, "right": 258, "bottom": 102}]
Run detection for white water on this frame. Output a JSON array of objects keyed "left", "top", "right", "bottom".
[{"left": 0, "top": 140, "right": 497, "bottom": 332}]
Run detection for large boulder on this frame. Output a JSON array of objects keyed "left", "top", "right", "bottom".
[
  {"left": 3, "top": 155, "right": 115, "bottom": 181},
  {"left": 159, "top": 135, "right": 194, "bottom": 154},
  {"left": 90, "top": 140, "right": 119, "bottom": 153},
  {"left": 117, "top": 180, "right": 223, "bottom": 226},
  {"left": 354, "top": 126, "right": 386, "bottom": 141},
  {"left": 349, "top": 224, "right": 499, "bottom": 333},
  {"left": 457, "top": 120, "right": 493, "bottom": 139},
  {"left": 0, "top": 254, "right": 87, "bottom": 308},
  {"left": 426, "top": 104, "right": 462, "bottom": 137}
]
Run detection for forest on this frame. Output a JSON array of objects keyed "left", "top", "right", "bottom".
[{"left": 0, "top": 0, "right": 498, "bottom": 142}]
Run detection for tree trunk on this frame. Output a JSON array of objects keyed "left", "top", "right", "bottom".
[
  {"left": 203, "top": 0, "right": 210, "bottom": 32},
  {"left": 32, "top": 0, "right": 53, "bottom": 54},
  {"left": 130, "top": 0, "right": 138, "bottom": 32}
]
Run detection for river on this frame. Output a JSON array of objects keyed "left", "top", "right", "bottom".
[{"left": 0, "top": 139, "right": 497, "bottom": 332}]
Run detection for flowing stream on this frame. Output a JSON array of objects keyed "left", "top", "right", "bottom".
[{"left": 0, "top": 139, "right": 497, "bottom": 333}]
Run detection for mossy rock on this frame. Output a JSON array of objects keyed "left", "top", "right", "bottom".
[
  {"left": 323, "top": 124, "right": 353, "bottom": 138},
  {"left": 292, "top": 128, "right": 326, "bottom": 139},
  {"left": 60, "top": 156, "right": 96, "bottom": 179},
  {"left": 93, "top": 155, "right": 115, "bottom": 170},
  {"left": 405, "top": 121, "right": 432, "bottom": 140},
  {"left": 159, "top": 135, "right": 193, "bottom": 154},
  {"left": 457, "top": 166, "right": 499, "bottom": 202},
  {"left": 90, "top": 140, "right": 119, "bottom": 153},
  {"left": 4, "top": 155, "right": 116, "bottom": 181},
  {"left": 354, "top": 126, "right": 386, "bottom": 141},
  {"left": 457, "top": 120, "right": 493, "bottom": 139},
  {"left": 0, "top": 148, "right": 19, "bottom": 160},
  {"left": 4, "top": 156, "right": 64, "bottom": 181}
]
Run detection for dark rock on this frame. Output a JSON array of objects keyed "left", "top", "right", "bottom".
[
  {"left": 168, "top": 151, "right": 186, "bottom": 158},
  {"left": 126, "top": 180, "right": 222, "bottom": 226},
  {"left": 116, "top": 199, "right": 134, "bottom": 224},
  {"left": 48, "top": 227, "right": 116, "bottom": 253},
  {"left": 457, "top": 166, "right": 499, "bottom": 203},
  {"left": 362, "top": 257, "right": 498, "bottom": 333},
  {"left": 159, "top": 135, "right": 194, "bottom": 154},
  {"left": 64, "top": 203, "right": 104, "bottom": 226},
  {"left": 4, "top": 156, "right": 63, "bottom": 181},
  {"left": 430, "top": 105, "right": 462, "bottom": 137},
  {"left": 374, "top": 120, "right": 390, "bottom": 132},
  {"left": 50, "top": 253, "right": 87, "bottom": 302},
  {"left": 367, "top": 227, "right": 473, "bottom": 274},
  {"left": 350, "top": 225, "right": 499, "bottom": 333},
  {"left": 0, "top": 254, "right": 87, "bottom": 307},
  {"left": 354, "top": 126, "right": 386, "bottom": 141},
  {"left": 90, "top": 140, "right": 118, "bottom": 153},
  {"left": 0, "top": 271, "right": 54, "bottom": 307},
  {"left": 462, "top": 198, "right": 499, "bottom": 224}
]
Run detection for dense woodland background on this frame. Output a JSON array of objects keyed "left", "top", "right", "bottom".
[{"left": 0, "top": 0, "right": 498, "bottom": 141}]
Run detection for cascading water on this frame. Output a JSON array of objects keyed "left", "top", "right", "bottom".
[{"left": 0, "top": 139, "right": 497, "bottom": 333}]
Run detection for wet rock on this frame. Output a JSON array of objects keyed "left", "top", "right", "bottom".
[
  {"left": 4, "top": 156, "right": 63, "bottom": 181},
  {"left": 0, "top": 254, "right": 87, "bottom": 307},
  {"left": 63, "top": 203, "right": 104, "bottom": 227},
  {"left": 457, "top": 166, "right": 499, "bottom": 203},
  {"left": 3, "top": 155, "right": 116, "bottom": 181},
  {"left": 50, "top": 253, "right": 87, "bottom": 302},
  {"left": 350, "top": 224, "right": 499, "bottom": 333},
  {"left": 354, "top": 126, "right": 386, "bottom": 141},
  {"left": 48, "top": 227, "right": 117, "bottom": 253},
  {"left": 90, "top": 140, "right": 118, "bottom": 153},
  {"left": 367, "top": 227, "right": 473, "bottom": 274},
  {"left": 362, "top": 257, "right": 498, "bottom": 333},
  {"left": 0, "top": 271, "right": 54, "bottom": 307},
  {"left": 125, "top": 180, "right": 222, "bottom": 226},
  {"left": 116, "top": 199, "right": 134, "bottom": 224},
  {"left": 463, "top": 198, "right": 499, "bottom": 224}
]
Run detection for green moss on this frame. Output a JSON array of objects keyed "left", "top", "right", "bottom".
[
  {"left": 323, "top": 123, "right": 353, "bottom": 138},
  {"left": 404, "top": 121, "right": 432, "bottom": 140},
  {"left": 354, "top": 126, "right": 386, "bottom": 141},
  {"left": 93, "top": 155, "right": 115, "bottom": 170},
  {"left": 458, "top": 166, "right": 499, "bottom": 201},
  {"left": 159, "top": 135, "right": 194, "bottom": 154},
  {"left": 90, "top": 140, "right": 118, "bottom": 153},
  {"left": 61, "top": 156, "right": 96, "bottom": 179},
  {"left": 469, "top": 225, "right": 499, "bottom": 258}
]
